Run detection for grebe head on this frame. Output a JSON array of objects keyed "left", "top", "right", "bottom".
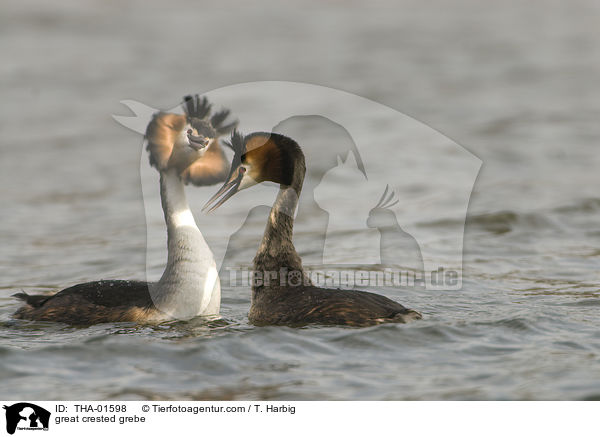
[
  {"left": 203, "top": 130, "right": 304, "bottom": 212},
  {"left": 145, "top": 112, "right": 210, "bottom": 173},
  {"left": 182, "top": 94, "right": 216, "bottom": 150},
  {"left": 145, "top": 95, "right": 238, "bottom": 175},
  {"left": 366, "top": 185, "right": 399, "bottom": 229},
  {"left": 183, "top": 94, "right": 238, "bottom": 142},
  {"left": 180, "top": 94, "right": 219, "bottom": 153}
]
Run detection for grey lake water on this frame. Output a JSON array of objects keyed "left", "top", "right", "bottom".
[{"left": 1, "top": 0, "right": 599, "bottom": 400}]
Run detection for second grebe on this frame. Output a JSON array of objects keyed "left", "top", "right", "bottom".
[
  {"left": 13, "top": 95, "right": 236, "bottom": 325},
  {"left": 204, "top": 131, "right": 422, "bottom": 327}
]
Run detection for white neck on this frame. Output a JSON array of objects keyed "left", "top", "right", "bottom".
[
  {"left": 160, "top": 167, "right": 197, "bottom": 229},
  {"left": 150, "top": 168, "right": 220, "bottom": 319}
]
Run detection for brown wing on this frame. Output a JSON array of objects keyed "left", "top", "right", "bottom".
[
  {"left": 181, "top": 139, "right": 230, "bottom": 186},
  {"left": 250, "top": 287, "right": 422, "bottom": 327},
  {"left": 145, "top": 112, "right": 187, "bottom": 171},
  {"left": 12, "top": 280, "right": 158, "bottom": 325}
]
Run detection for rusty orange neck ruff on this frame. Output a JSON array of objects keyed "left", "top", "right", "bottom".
[{"left": 251, "top": 138, "right": 309, "bottom": 293}]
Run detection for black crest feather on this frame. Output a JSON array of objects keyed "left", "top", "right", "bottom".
[
  {"left": 224, "top": 129, "right": 247, "bottom": 157},
  {"left": 211, "top": 109, "right": 239, "bottom": 136},
  {"left": 182, "top": 94, "right": 212, "bottom": 119}
]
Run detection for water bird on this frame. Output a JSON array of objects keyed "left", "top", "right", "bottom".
[
  {"left": 204, "top": 130, "right": 422, "bottom": 327},
  {"left": 13, "top": 95, "right": 237, "bottom": 325}
]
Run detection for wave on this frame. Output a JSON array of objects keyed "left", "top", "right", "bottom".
[{"left": 418, "top": 197, "right": 600, "bottom": 235}]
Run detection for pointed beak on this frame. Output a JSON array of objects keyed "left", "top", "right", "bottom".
[
  {"left": 187, "top": 130, "right": 210, "bottom": 150},
  {"left": 203, "top": 167, "right": 245, "bottom": 213}
]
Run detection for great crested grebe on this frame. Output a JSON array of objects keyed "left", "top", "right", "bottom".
[
  {"left": 204, "top": 131, "right": 422, "bottom": 327},
  {"left": 13, "top": 95, "right": 236, "bottom": 325}
]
